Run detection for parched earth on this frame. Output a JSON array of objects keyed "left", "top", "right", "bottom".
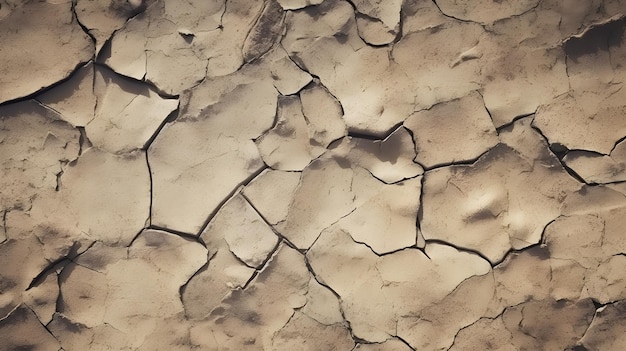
[{"left": 1, "top": 0, "right": 626, "bottom": 350}]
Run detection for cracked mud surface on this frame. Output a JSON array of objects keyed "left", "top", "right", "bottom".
[{"left": 1, "top": 0, "right": 626, "bottom": 350}]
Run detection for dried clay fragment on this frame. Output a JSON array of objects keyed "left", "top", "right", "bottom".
[
  {"left": 533, "top": 17, "right": 626, "bottom": 154},
  {"left": 577, "top": 302, "right": 626, "bottom": 350},
  {"left": 449, "top": 299, "right": 595, "bottom": 351},
  {"left": 149, "top": 47, "right": 313, "bottom": 234},
  {"left": 0, "top": 236, "right": 59, "bottom": 319},
  {"left": 206, "top": 195, "right": 279, "bottom": 269},
  {"left": 0, "top": 305, "right": 60, "bottom": 351},
  {"left": 204, "top": 245, "right": 312, "bottom": 349},
  {"left": 397, "top": 273, "right": 495, "bottom": 350},
  {"left": 275, "top": 147, "right": 422, "bottom": 253},
  {"left": 330, "top": 127, "right": 424, "bottom": 183},
  {"left": 88, "top": 67, "right": 179, "bottom": 154},
  {"left": 270, "top": 312, "right": 354, "bottom": 350},
  {"left": 54, "top": 230, "right": 207, "bottom": 349},
  {"left": 283, "top": 0, "right": 486, "bottom": 136},
  {"left": 352, "top": 0, "right": 402, "bottom": 45},
  {"left": 75, "top": 0, "right": 145, "bottom": 53},
  {"left": 0, "top": 101, "right": 80, "bottom": 212},
  {"left": 0, "top": 1, "right": 93, "bottom": 103},
  {"left": 256, "top": 95, "right": 315, "bottom": 171},
  {"left": 404, "top": 92, "right": 498, "bottom": 168},
  {"left": 420, "top": 117, "right": 580, "bottom": 263},
  {"left": 33, "top": 148, "right": 150, "bottom": 246},
  {"left": 37, "top": 62, "right": 97, "bottom": 128},
  {"left": 242, "top": 0, "right": 285, "bottom": 62},
  {"left": 479, "top": 7, "right": 570, "bottom": 127},
  {"left": 243, "top": 169, "right": 302, "bottom": 225},
  {"left": 104, "top": 0, "right": 265, "bottom": 94},
  {"left": 307, "top": 226, "right": 490, "bottom": 342},
  {"left": 182, "top": 195, "right": 278, "bottom": 320},
  {"left": 562, "top": 138, "right": 626, "bottom": 183}
]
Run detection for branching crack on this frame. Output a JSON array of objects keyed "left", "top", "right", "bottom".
[
  {"left": 424, "top": 238, "right": 493, "bottom": 265},
  {"left": 194, "top": 165, "right": 269, "bottom": 237},
  {"left": 70, "top": 0, "right": 97, "bottom": 53},
  {"left": 241, "top": 241, "right": 282, "bottom": 290},
  {"left": 179, "top": 250, "right": 216, "bottom": 311}
]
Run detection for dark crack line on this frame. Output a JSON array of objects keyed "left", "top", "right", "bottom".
[
  {"left": 562, "top": 50, "right": 574, "bottom": 91},
  {"left": 71, "top": 0, "right": 97, "bottom": 52},
  {"left": 421, "top": 146, "right": 491, "bottom": 172},
  {"left": 362, "top": 164, "right": 422, "bottom": 186},
  {"left": 143, "top": 225, "right": 206, "bottom": 248},
  {"left": 22, "top": 303, "right": 60, "bottom": 343},
  {"left": 35, "top": 100, "right": 67, "bottom": 122},
  {"left": 430, "top": 0, "right": 480, "bottom": 25},
  {"left": 93, "top": 62, "right": 180, "bottom": 100},
  {"left": 279, "top": 43, "right": 315, "bottom": 80},
  {"left": 347, "top": 232, "right": 425, "bottom": 258},
  {"left": 143, "top": 107, "right": 179, "bottom": 232},
  {"left": 302, "top": 250, "right": 366, "bottom": 345},
  {"left": 344, "top": 0, "right": 398, "bottom": 48},
  {"left": 348, "top": 119, "right": 407, "bottom": 140},
  {"left": 393, "top": 0, "right": 407, "bottom": 45},
  {"left": 609, "top": 134, "right": 626, "bottom": 155},
  {"left": 76, "top": 126, "right": 92, "bottom": 156},
  {"left": 563, "top": 14, "right": 626, "bottom": 45},
  {"left": 574, "top": 307, "right": 599, "bottom": 349},
  {"left": 424, "top": 238, "right": 493, "bottom": 265},
  {"left": 529, "top": 123, "right": 589, "bottom": 184},
  {"left": 218, "top": 0, "right": 228, "bottom": 29},
  {"left": 492, "top": 0, "right": 543, "bottom": 26},
  {"left": 559, "top": 160, "right": 591, "bottom": 184},
  {"left": 253, "top": 95, "right": 282, "bottom": 143},
  {"left": 126, "top": 225, "right": 148, "bottom": 248},
  {"left": 416, "top": 173, "right": 426, "bottom": 250},
  {"left": 91, "top": 57, "right": 99, "bottom": 121},
  {"left": 347, "top": 128, "right": 395, "bottom": 142},
  {"left": 302, "top": 206, "right": 359, "bottom": 255},
  {"left": 94, "top": 0, "right": 151, "bottom": 62},
  {"left": 0, "top": 60, "right": 94, "bottom": 107},
  {"left": 145, "top": 151, "right": 154, "bottom": 228},
  {"left": 95, "top": 32, "right": 116, "bottom": 63},
  {"left": 1, "top": 210, "right": 6, "bottom": 243},
  {"left": 401, "top": 124, "right": 427, "bottom": 171},
  {"left": 488, "top": 216, "right": 558, "bottom": 268},
  {"left": 26, "top": 241, "right": 93, "bottom": 291},
  {"left": 475, "top": 90, "right": 499, "bottom": 130},
  {"left": 302, "top": 254, "right": 341, "bottom": 301},
  {"left": 395, "top": 335, "right": 417, "bottom": 351},
  {"left": 240, "top": 193, "right": 300, "bottom": 251},
  {"left": 194, "top": 165, "right": 269, "bottom": 237},
  {"left": 277, "top": 51, "right": 347, "bottom": 120},
  {"left": 495, "top": 111, "right": 536, "bottom": 134},
  {"left": 27, "top": 257, "right": 68, "bottom": 291},
  {"left": 179, "top": 250, "right": 216, "bottom": 313},
  {"left": 53, "top": 240, "right": 101, "bottom": 315},
  {"left": 445, "top": 296, "right": 529, "bottom": 351},
  {"left": 242, "top": 241, "right": 282, "bottom": 290},
  {"left": 271, "top": 309, "right": 298, "bottom": 345}
]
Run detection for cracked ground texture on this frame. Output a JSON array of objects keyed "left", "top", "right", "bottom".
[{"left": 2, "top": 0, "right": 626, "bottom": 350}]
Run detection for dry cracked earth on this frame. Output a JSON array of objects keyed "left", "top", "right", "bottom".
[{"left": 2, "top": 0, "right": 626, "bottom": 350}]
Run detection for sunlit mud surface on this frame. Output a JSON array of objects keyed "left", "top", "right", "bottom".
[{"left": 1, "top": 0, "right": 626, "bottom": 350}]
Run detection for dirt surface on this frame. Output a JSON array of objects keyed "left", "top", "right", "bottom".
[{"left": 1, "top": 0, "right": 626, "bottom": 350}]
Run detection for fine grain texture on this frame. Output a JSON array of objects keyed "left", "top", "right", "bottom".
[{"left": 1, "top": 0, "right": 626, "bottom": 350}]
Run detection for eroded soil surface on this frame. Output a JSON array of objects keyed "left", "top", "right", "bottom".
[{"left": 1, "top": 0, "right": 626, "bottom": 350}]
